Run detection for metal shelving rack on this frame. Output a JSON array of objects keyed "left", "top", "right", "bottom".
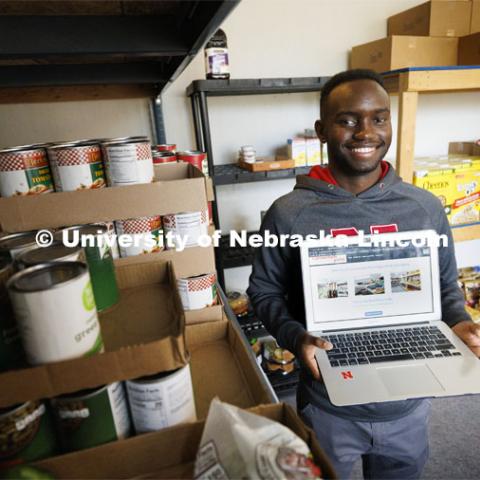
[{"left": 187, "top": 76, "right": 330, "bottom": 287}]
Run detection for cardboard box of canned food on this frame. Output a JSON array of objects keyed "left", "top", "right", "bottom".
[
  {"left": 33, "top": 403, "right": 336, "bottom": 479},
  {"left": 0, "top": 162, "right": 213, "bottom": 233},
  {"left": 0, "top": 260, "right": 189, "bottom": 408}
]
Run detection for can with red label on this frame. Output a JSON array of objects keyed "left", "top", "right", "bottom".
[
  {"left": 177, "top": 273, "right": 217, "bottom": 311},
  {"left": 162, "top": 211, "right": 208, "bottom": 249},
  {"left": 177, "top": 150, "right": 208, "bottom": 176},
  {"left": 47, "top": 142, "right": 106, "bottom": 192},
  {"left": 115, "top": 215, "right": 163, "bottom": 258},
  {"left": 156, "top": 144, "right": 176, "bottom": 153},
  {"left": 0, "top": 146, "right": 54, "bottom": 197},
  {"left": 152, "top": 151, "right": 177, "bottom": 165},
  {"left": 102, "top": 138, "right": 154, "bottom": 187}
]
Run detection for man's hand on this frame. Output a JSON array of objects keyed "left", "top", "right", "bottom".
[
  {"left": 452, "top": 321, "right": 480, "bottom": 357},
  {"left": 296, "top": 332, "right": 333, "bottom": 381}
]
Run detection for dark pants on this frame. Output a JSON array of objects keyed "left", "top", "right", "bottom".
[{"left": 299, "top": 400, "right": 431, "bottom": 480}]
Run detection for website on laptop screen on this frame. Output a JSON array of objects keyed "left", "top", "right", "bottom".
[{"left": 307, "top": 242, "right": 435, "bottom": 324}]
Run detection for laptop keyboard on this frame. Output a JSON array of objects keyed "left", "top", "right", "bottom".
[{"left": 323, "top": 325, "right": 462, "bottom": 368}]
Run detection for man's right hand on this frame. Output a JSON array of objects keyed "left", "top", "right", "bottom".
[{"left": 296, "top": 332, "right": 333, "bottom": 381}]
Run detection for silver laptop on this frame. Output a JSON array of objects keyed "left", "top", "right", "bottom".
[{"left": 300, "top": 229, "right": 480, "bottom": 406}]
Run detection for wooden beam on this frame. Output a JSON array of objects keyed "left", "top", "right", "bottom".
[
  {"left": 396, "top": 74, "right": 418, "bottom": 183},
  {"left": 404, "top": 69, "right": 480, "bottom": 93},
  {"left": 0, "top": 84, "right": 156, "bottom": 103}
]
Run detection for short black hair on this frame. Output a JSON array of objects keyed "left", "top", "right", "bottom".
[{"left": 320, "top": 69, "right": 387, "bottom": 117}]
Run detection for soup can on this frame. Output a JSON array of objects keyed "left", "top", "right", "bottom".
[
  {"left": 0, "top": 401, "right": 57, "bottom": 469},
  {"left": 102, "top": 138, "right": 154, "bottom": 187},
  {"left": 50, "top": 382, "right": 131, "bottom": 453},
  {"left": 115, "top": 216, "right": 163, "bottom": 258},
  {"left": 0, "top": 231, "right": 38, "bottom": 260},
  {"left": 55, "top": 225, "right": 119, "bottom": 312},
  {"left": 7, "top": 262, "right": 103, "bottom": 365},
  {"left": 125, "top": 365, "right": 196, "bottom": 434},
  {"left": 0, "top": 258, "right": 24, "bottom": 372},
  {"left": 152, "top": 150, "right": 177, "bottom": 164},
  {"left": 47, "top": 142, "right": 106, "bottom": 192},
  {"left": 177, "top": 150, "right": 208, "bottom": 176},
  {"left": 162, "top": 211, "right": 208, "bottom": 250},
  {"left": 177, "top": 273, "right": 217, "bottom": 311},
  {"left": 16, "top": 242, "right": 84, "bottom": 270},
  {"left": 155, "top": 144, "right": 176, "bottom": 153},
  {"left": 0, "top": 146, "right": 54, "bottom": 197}
]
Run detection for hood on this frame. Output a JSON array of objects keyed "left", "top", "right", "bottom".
[{"left": 294, "top": 161, "right": 402, "bottom": 200}]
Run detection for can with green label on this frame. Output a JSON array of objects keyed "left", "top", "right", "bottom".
[
  {"left": 50, "top": 382, "right": 131, "bottom": 453},
  {"left": 0, "top": 258, "right": 24, "bottom": 372},
  {"left": 0, "top": 401, "right": 57, "bottom": 470},
  {"left": 7, "top": 262, "right": 103, "bottom": 366},
  {"left": 55, "top": 225, "right": 119, "bottom": 311}
]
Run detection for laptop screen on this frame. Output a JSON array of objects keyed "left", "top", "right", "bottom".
[{"left": 305, "top": 239, "right": 436, "bottom": 325}]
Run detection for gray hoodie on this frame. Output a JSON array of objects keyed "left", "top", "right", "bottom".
[{"left": 247, "top": 164, "right": 471, "bottom": 422}]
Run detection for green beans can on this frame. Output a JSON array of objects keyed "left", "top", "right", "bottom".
[
  {"left": 55, "top": 225, "right": 119, "bottom": 311},
  {"left": 7, "top": 262, "right": 103, "bottom": 365},
  {"left": 0, "top": 401, "right": 57, "bottom": 470},
  {"left": 50, "top": 382, "right": 131, "bottom": 453},
  {"left": 0, "top": 258, "right": 24, "bottom": 371}
]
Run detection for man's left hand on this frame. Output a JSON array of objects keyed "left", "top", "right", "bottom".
[{"left": 452, "top": 321, "right": 480, "bottom": 357}]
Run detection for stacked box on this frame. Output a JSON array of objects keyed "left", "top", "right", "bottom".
[
  {"left": 306, "top": 137, "right": 321, "bottom": 166},
  {"left": 287, "top": 137, "right": 306, "bottom": 167}
]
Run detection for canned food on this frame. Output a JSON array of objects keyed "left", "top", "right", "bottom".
[
  {"left": 0, "top": 231, "right": 38, "bottom": 260},
  {"left": 0, "top": 258, "right": 24, "bottom": 371},
  {"left": 16, "top": 242, "right": 84, "bottom": 270},
  {"left": 152, "top": 150, "right": 177, "bottom": 164},
  {"left": 162, "top": 211, "right": 208, "bottom": 249},
  {"left": 7, "top": 262, "right": 103, "bottom": 365},
  {"left": 125, "top": 365, "right": 196, "bottom": 434},
  {"left": 0, "top": 146, "right": 54, "bottom": 197},
  {"left": 155, "top": 144, "right": 176, "bottom": 153},
  {"left": 47, "top": 142, "right": 106, "bottom": 192},
  {"left": 177, "top": 273, "right": 217, "bottom": 311},
  {"left": 102, "top": 138, "right": 154, "bottom": 186},
  {"left": 51, "top": 382, "right": 131, "bottom": 453},
  {"left": 115, "top": 216, "right": 163, "bottom": 258},
  {"left": 177, "top": 150, "right": 208, "bottom": 176},
  {"left": 55, "top": 225, "right": 119, "bottom": 312},
  {"left": 0, "top": 401, "right": 57, "bottom": 469}
]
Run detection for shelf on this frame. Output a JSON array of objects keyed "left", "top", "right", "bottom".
[
  {"left": 187, "top": 76, "right": 330, "bottom": 97},
  {"left": 0, "top": 1, "right": 240, "bottom": 91},
  {"left": 214, "top": 164, "right": 311, "bottom": 186},
  {"left": 452, "top": 223, "right": 480, "bottom": 243}
]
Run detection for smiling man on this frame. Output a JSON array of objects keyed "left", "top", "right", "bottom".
[{"left": 248, "top": 69, "right": 480, "bottom": 479}]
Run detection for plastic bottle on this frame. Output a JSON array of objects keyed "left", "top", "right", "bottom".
[{"left": 204, "top": 29, "right": 230, "bottom": 80}]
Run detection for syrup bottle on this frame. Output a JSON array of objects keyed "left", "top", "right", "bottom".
[{"left": 204, "top": 29, "right": 230, "bottom": 80}]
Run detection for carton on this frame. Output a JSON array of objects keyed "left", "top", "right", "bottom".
[
  {"left": 34, "top": 403, "right": 337, "bottom": 479},
  {"left": 0, "top": 162, "right": 213, "bottom": 233},
  {"left": 287, "top": 137, "right": 307, "bottom": 167},
  {"left": 458, "top": 32, "right": 480, "bottom": 65},
  {"left": 387, "top": 1, "right": 472, "bottom": 37},
  {"left": 0, "top": 260, "right": 188, "bottom": 408},
  {"left": 472, "top": 1, "right": 480, "bottom": 33},
  {"left": 306, "top": 137, "right": 321, "bottom": 166},
  {"left": 350, "top": 36, "right": 458, "bottom": 73},
  {"left": 450, "top": 164, "right": 480, "bottom": 225}
]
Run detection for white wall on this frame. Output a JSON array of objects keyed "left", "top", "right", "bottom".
[{"left": 1, "top": 0, "right": 479, "bottom": 290}]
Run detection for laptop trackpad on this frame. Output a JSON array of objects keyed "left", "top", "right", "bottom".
[{"left": 377, "top": 365, "right": 445, "bottom": 396}]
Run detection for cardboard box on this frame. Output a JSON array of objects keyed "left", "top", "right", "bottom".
[
  {"left": 238, "top": 157, "right": 295, "bottom": 172},
  {"left": 306, "top": 137, "right": 321, "bottom": 166},
  {"left": 35, "top": 403, "right": 337, "bottom": 479},
  {"left": 449, "top": 141, "right": 480, "bottom": 156},
  {"left": 0, "top": 260, "right": 188, "bottom": 408},
  {"left": 0, "top": 162, "right": 213, "bottom": 233},
  {"left": 387, "top": 1, "right": 472, "bottom": 37},
  {"left": 350, "top": 36, "right": 458, "bottom": 73},
  {"left": 287, "top": 137, "right": 307, "bottom": 167},
  {"left": 471, "top": 0, "right": 480, "bottom": 33},
  {"left": 458, "top": 31, "right": 480, "bottom": 64}
]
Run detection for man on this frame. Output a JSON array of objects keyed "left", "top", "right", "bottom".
[{"left": 247, "top": 69, "right": 480, "bottom": 479}]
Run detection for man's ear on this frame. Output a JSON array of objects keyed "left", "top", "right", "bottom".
[{"left": 315, "top": 119, "right": 326, "bottom": 144}]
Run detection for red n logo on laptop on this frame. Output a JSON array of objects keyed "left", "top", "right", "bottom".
[{"left": 341, "top": 371, "right": 353, "bottom": 380}]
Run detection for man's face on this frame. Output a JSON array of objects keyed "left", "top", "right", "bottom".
[{"left": 316, "top": 79, "right": 392, "bottom": 176}]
